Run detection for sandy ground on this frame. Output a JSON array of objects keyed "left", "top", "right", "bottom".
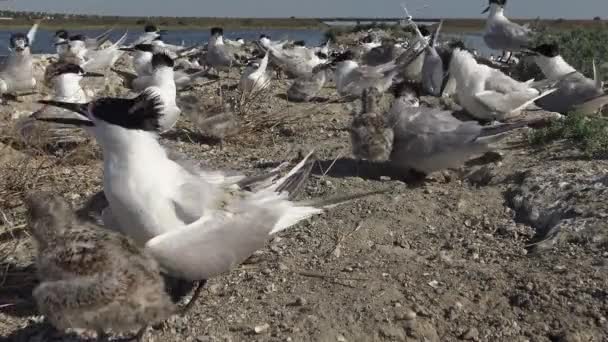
[{"left": 0, "top": 53, "right": 607, "bottom": 342}]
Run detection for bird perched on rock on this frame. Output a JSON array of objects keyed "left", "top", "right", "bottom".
[{"left": 25, "top": 191, "right": 175, "bottom": 341}]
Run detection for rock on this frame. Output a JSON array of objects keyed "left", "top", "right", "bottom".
[
  {"left": 0, "top": 142, "right": 27, "bottom": 165},
  {"left": 336, "top": 334, "right": 347, "bottom": 342},
  {"left": 461, "top": 327, "right": 479, "bottom": 340},
  {"left": 466, "top": 165, "right": 496, "bottom": 186},
  {"left": 395, "top": 308, "right": 417, "bottom": 321},
  {"left": 378, "top": 324, "right": 405, "bottom": 341},
  {"left": 294, "top": 296, "right": 307, "bottom": 306}
]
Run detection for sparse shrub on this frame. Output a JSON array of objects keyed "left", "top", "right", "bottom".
[
  {"left": 528, "top": 112, "right": 608, "bottom": 158},
  {"left": 513, "top": 28, "right": 608, "bottom": 82}
]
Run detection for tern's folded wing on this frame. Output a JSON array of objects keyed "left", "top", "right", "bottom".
[
  {"left": 144, "top": 208, "right": 280, "bottom": 281},
  {"left": 473, "top": 90, "right": 537, "bottom": 117}
]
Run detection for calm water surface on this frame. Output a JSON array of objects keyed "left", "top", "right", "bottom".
[{"left": 0, "top": 27, "right": 491, "bottom": 57}]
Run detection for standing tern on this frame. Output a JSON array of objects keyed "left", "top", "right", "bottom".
[
  {"left": 531, "top": 43, "right": 608, "bottom": 115},
  {"left": 482, "top": 0, "right": 533, "bottom": 60},
  {"left": 0, "top": 23, "right": 39, "bottom": 100},
  {"left": 333, "top": 51, "right": 399, "bottom": 98},
  {"left": 449, "top": 48, "right": 557, "bottom": 121},
  {"left": 131, "top": 24, "right": 166, "bottom": 46},
  {"left": 25, "top": 191, "right": 174, "bottom": 342},
  {"left": 387, "top": 84, "right": 535, "bottom": 176},
  {"left": 239, "top": 52, "right": 271, "bottom": 96},
  {"left": 18, "top": 63, "right": 103, "bottom": 146},
  {"left": 206, "top": 27, "right": 237, "bottom": 72},
  {"left": 34, "top": 92, "right": 383, "bottom": 310},
  {"left": 287, "top": 63, "right": 332, "bottom": 102},
  {"left": 421, "top": 21, "right": 447, "bottom": 96}
]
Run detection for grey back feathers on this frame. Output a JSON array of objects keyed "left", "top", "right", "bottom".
[
  {"left": 25, "top": 192, "right": 175, "bottom": 333},
  {"left": 350, "top": 88, "right": 394, "bottom": 161}
]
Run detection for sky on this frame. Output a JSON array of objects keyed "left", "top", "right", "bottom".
[{"left": 4, "top": 0, "right": 608, "bottom": 19}]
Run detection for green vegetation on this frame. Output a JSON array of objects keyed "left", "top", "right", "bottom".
[
  {"left": 528, "top": 112, "right": 608, "bottom": 158},
  {"left": 513, "top": 28, "right": 608, "bottom": 81}
]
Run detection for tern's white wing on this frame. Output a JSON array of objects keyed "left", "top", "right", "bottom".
[
  {"left": 144, "top": 205, "right": 281, "bottom": 281},
  {"left": 27, "top": 22, "right": 40, "bottom": 46},
  {"left": 473, "top": 89, "right": 556, "bottom": 119}
]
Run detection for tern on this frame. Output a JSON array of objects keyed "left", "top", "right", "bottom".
[
  {"left": 18, "top": 63, "right": 103, "bottom": 147},
  {"left": 34, "top": 91, "right": 383, "bottom": 312},
  {"left": 449, "top": 48, "right": 557, "bottom": 121},
  {"left": 0, "top": 22, "right": 39, "bottom": 101},
  {"left": 482, "top": 0, "right": 533, "bottom": 61},
  {"left": 531, "top": 43, "right": 608, "bottom": 115}
]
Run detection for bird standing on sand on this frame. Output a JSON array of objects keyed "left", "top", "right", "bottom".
[
  {"left": 482, "top": 0, "right": 533, "bottom": 61},
  {"left": 0, "top": 22, "right": 39, "bottom": 102},
  {"left": 25, "top": 191, "right": 175, "bottom": 342}
]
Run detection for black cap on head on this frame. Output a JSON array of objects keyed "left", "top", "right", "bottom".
[
  {"left": 293, "top": 40, "right": 306, "bottom": 47},
  {"left": 69, "top": 34, "right": 86, "bottom": 42},
  {"left": 332, "top": 50, "right": 355, "bottom": 63},
  {"left": 134, "top": 44, "right": 155, "bottom": 52},
  {"left": 151, "top": 52, "right": 175, "bottom": 69},
  {"left": 210, "top": 27, "right": 224, "bottom": 36},
  {"left": 260, "top": 34, "right": 271, "bottom": 40},
  {"left": 51, "top": 63, "right": 85, "bottom": 78},
  {"left": 532, "top": 43, "right": 560, "bottom": 58},
  {"left": 361, "top": 35, "right": 374, "bottom": 44},
  {"left": 145, "top": 24, "right": 159, "bottom": 33},
  {"left": 448, "top": 40, "right": 467, "bottom": 50},
  {"left": 9, "top": 33, "right": 29, "bottom": 48},
  {"left": 92, "top": 89, "right": 164, "bottom": 131},
  {"left": 418, "top": 25, "right": 431, "bottom": 37},
  {"left": 315, "top": 51, "right": 328, "bottom": 59},
  {"left": 55, "top": 30, "right": 69, "bottom": 39},
  {"left": 392, "top": 81, "right": 421, "bottom": 98},
  {"left": 490, "top": 0, "right": 507, "bottom": 5}
]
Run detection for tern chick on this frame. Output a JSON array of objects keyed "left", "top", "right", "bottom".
[
  {"left": 25, "top": 191, "right": 175, "bottom": 341},
  {"left": 350, "top": 87, "right": 394, "bottom": 161}
]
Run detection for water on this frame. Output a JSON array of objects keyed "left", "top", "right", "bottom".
[
  {"left": 0, "top": 27, "right": 492, "bottom": 57},
  {"left": 0, "top": 28, "right": 327, "bottom": 54}
]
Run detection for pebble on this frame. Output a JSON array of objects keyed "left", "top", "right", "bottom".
[
  {"left": 254, "top": 323, "right": 270, "bottom": 334},
  {"left": 294, "top": 296, "right": 307, "bottom": 306},
  {"left": 336, "top": 334, "right": 347, "bottom": 342},
  {"left": 461, "top": 327, "right": 479, "bottom": 340}
]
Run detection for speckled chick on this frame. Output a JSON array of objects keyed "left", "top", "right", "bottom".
[
  {"left": 349, "top": 87, "right": 394, "bottom": 161},
  {"left": 25, "top": 191, "right": 175, "bottom": 338}
]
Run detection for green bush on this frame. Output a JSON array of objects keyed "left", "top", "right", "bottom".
[
  {"left": 528, "top": 112, "right": 608, "bottom": 158},
  {"left": 514, "top": 28, "right": 608, "bottom": 81}
]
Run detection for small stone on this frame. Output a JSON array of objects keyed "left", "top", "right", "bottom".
[
  {"left": 262, "top": 268, "right": 272, "bottom": 276},
  {"left": 337, "top": 334, "right": 347, "bottom": 342},
  {"left": 278, "top": 263, "right": 289, "bottom": 271},
  {"left": 254, "top": 323, "right": 270, "bottom": 334},
  {"left": 461, "top": 327, "right": 479, "bottom": 340},
  {"left": 294, "top": 297, "right": 307, "bottom": 306},
  {"left": 428, "top": 280, "right": 439, "bottom": 288}
]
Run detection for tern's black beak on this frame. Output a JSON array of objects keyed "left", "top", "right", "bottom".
[
  {"left": 55, "top": 41, "right": 69, "bottom": 46},
  {"left": 482, "top": 6, "right": 490, "bottom": 13},
  {"left": 83, "top": 72, "right": 105, "bottom": 78},
  {"left": 119, "top": 47, "right": 135, "bottom": 52},
  {"left": 34, "top": 100, "right": 93, "bottom": 127}
]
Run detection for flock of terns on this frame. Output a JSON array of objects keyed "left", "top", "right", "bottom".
[{"left": 2, "top": 0, "right": 608, "bottom": 341}]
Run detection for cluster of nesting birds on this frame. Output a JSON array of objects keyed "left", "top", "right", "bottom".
[{"left": 2, "top": 0, "right": 608, "bottom": 340}]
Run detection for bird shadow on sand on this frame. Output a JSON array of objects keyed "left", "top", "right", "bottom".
[
  {"left": 311, "top": 158, "right": 427, "bottom": 185},
  {"left": 275, "top": 93, "right": 332, "bottom": 103},
  {"left": 0, "top": 263, "right": 38, "bottom": 318}
]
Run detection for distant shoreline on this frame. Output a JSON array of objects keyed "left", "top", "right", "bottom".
[{"left": 0, "top": 17, "right": 603, "bottom": 31}]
